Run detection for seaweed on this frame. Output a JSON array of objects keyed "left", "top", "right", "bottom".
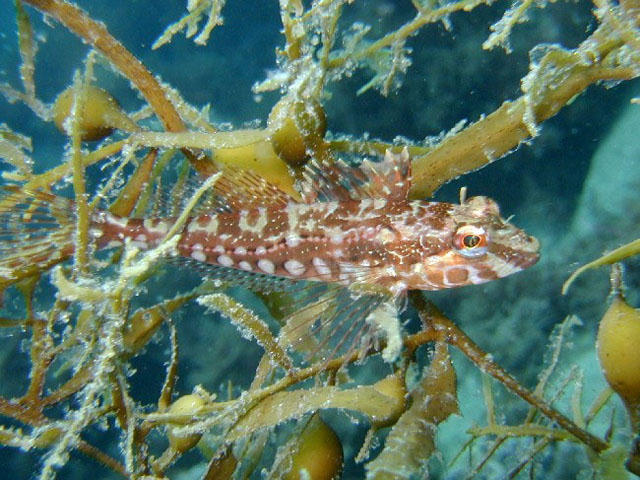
[{"left": 0, "top": 0, "right": 639, "bottom": 478}]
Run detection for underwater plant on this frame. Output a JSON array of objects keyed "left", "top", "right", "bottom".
[{"left": 0, "top": 0, "right": 639, "bottom": 479}]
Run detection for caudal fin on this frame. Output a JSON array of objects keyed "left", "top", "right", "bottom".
[{"left": 0, "top": 186, "right": 76, "bottom": 288}]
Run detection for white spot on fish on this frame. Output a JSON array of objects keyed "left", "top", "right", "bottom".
[
  {"left": 217, "top": 255, "right": 234, "bottom": 267},
  {"left": 330, "top": 232, "right": 344, "bottom": 244},
  {"left": 192, "top": 243, "right": 203, "bottom": 251},
  {"left": 376, "top": 228, "right": 396, "bottom": 244},
  {"left": 286, "top": 234, "right": 301, "bottom": 248},
  {"left": 284, "top": 259, "right": 305, "bottom": 276},
  {"left": 239, "top": 261, "right": 252, "bottom": 271},
  {"left": 205, "top": 216, "right": 219, "bottom": 234},
  {"left": 410, "top": 202, "right": 422, "bottom": 218},
  {"left": 411, "top": 263, "right": 425, "bottom": 275},
  {"left": 255, "top": 246, "right": 267, "bottom": 255},
  {"left": 187, "top": 219, "right": 200, "bottom": 233},
  {"left": 213, "top": 245, "right": 225, "bottom": 253},
  {"left": 234, "top": 246, "right": 247, "bottom": 255},
  {"left": 105, "top": 213, "right": 129, "bottom": 229},
  {"left": 257, "top": 259, "right": 275, "bottom": 274},
  {"left": 384, "top": 266, "right": 397, "bottom": 277},
  {"left": 312, "top": 257, "right": 331, "bottom": 276},
  {"left": 373, "top": 198, "right": 387, "bottom": 209},
  {"left": 144, "top": 219, "right": 170, "bottom": 235},
  {"left": 322, "top": 202, "right": 339, "bottom": 218},
  {"left": 191, "top": 250, "right": 207, "bottom": 262},
  {"left": 356, "top": 199, "right": 373, "bottom": 217},
  {"left": 287, "top": 206, "right": 299, "bottom": 232}
]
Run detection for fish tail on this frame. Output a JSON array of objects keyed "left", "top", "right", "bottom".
[{"left": 0, "top": 186, "right": 76, "bottom": 287}]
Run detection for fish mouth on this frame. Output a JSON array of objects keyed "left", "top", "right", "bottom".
[
  {"left": 488, "top": 228, "right": 541, "bottom": 272},
  {"left": 521, "top": 233, "right": 540, "bottom": 254},
  {"left": 519, "top": 232, "right": 540, "bottom": 261},
  {"left": 513, "top": 248, "right": 541, "bottom": 270},
  {"left": 513, "top": 233, "right": 541, "bottom": 268}
]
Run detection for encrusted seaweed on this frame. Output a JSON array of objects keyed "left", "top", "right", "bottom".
[{"left": 0, "top": 0, "right": 639, "bottom": 479}]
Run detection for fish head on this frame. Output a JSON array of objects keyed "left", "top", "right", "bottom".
[{"left": 413, "top": 196, "right": 540, "bottom": 290}]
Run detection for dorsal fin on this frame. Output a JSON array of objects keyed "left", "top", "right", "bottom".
[
  {"left": 359, "top": 148, "right": 411, "bottom": 201},
  {"left": 197, "top": 166, "right": 293, "bottom": 212},
  {"left": 135, "top": 166, "right": 294, "bottom": 218},
  {"left": 298, "top": 148, "right": 411, "bottom": 203},
  {"left": 298, "top": 157, "right": 368, "bottom": 203}
]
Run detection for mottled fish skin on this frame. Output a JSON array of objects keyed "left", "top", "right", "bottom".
[
  {"left": 0, "top": 149, "right": 539, "bottom": 296},
  {"left": 91, "top": 193, "right": 539, "bottom": 296},
  {"left": 0, "top": 150, "right": 540, "bottom": 366}
]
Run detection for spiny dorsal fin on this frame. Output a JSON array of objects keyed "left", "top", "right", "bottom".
[
  {"left": 359, "top": 148, "right": 411, "bottom": 201},
  {"left": 298, "top": 148, "right": 411, "bottom": 203},
  {"left": 135, "top": 165, "right": 294, "bottom": 218},
  {"left": 298, "top": 157, "right": 368, "bottom": 203},
  {"left": 198, "top": 166, "right": 293, "bottom": 212}
]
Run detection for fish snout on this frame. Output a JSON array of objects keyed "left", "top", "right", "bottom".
[{"left": 512, "top": 233, "right": 541, "bottom": 269}]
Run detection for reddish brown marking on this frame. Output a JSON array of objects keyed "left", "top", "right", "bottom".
[
  {"left": 478, "top": 268, "right": 499, "bottom": 280},
  {"left": 244, "top": 209, "right": 263, "bottom": 225},
  {"left": 491, "top": 243, "right": 539, "bottom": 269},
  {"left": 425, "top": 203, "right": 452, "bottom": 230},
  {"left": 419, "top": 236, "right": 446, "bottom": 256},
  {"left": 427, "top": 270, "right": 444, "bottom": 286},
  {"left": 446, "top": 267, "right": 469, "bottom": 284}
]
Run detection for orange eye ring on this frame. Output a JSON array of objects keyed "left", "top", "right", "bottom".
[{"left": 453, "top": 225, "right": 488, "bottom": 257}]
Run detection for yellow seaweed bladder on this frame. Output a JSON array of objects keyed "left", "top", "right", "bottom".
[
  {"left": 597, "top": 293, "right": 640, "bottom": 412},
  {"left": 53, "top": 85, "right": 138, "bottom": 141},
  {"left": 283, "top": 414, "right": 343, "bottom": 480},
  {"left": 166, "top": 394, "right": 206, "bottom": 453},
  {"left": 268, "top": 97, "right": 326, "bottom": 167}
]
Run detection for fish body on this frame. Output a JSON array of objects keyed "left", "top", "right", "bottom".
[
  {"left": 1, "top": 149, "right": 539, "bottom": 297},
  {"left": 91, "top": 190, "right": 539, "bottom": 296},
  {"left": 0, "top": 149, "right": 540, "bottom": 362}
]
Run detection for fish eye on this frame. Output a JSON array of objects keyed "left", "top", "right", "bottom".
[
  {"left": 454, "top": 225, "right": 488, "bottom": 257},
  {"left": 463, "top": 234, "right": 481, "bottom": 248}
]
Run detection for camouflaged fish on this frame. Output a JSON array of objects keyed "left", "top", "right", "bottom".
[{"left": 0, "top": 149, "right": 539, "bottom": 361}]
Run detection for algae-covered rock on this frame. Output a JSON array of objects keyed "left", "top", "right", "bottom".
[{"left": 570, "top": 98, "right": 640, "bottom": 251}]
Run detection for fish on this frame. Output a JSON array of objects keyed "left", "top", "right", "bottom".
[{"left": 0, "top": 149, "right": 539, "bottom": 362}]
